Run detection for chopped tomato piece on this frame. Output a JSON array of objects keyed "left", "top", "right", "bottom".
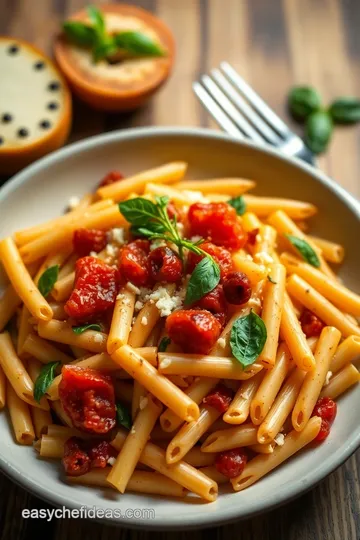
[
  {"left": 73, "top": 228, "right": 107, "bottom": 256},
  {"left": 98, "top": 170, "right": 124, "bottom": 188},
  {"left": 118, "top": 239, "right": 151, "bottom": 287},
  {"left": 149, "top": 247, "right": 182, "bottom": 282},
  {"left": 65, "top": 256, "right": 119, "bottom": 321},
  {"left": 223, "top": 271, "right": 252, "bottom": 305},
  {"left": 247, "top": 228, "right": 259, "bottom": 246},
  {"left": 193, "top": 284, "right": 227, "bottom": 324},
  {"left": 188, "top": 202, "right": 246, "bottom": 249},
  {"left": 59, "top": 366, "right": 116, "bottom": 434},
  {"left": 312, "top": 397, "right": 337, "bottom": 442},
  {"left": 63, "top": 437, "right": 116, "bottom": 476},
  {"left": 203, "top": 383, "right": 233, "bottom": 413},
  {"left": 300, "top": 309, "right": 325, "bottom": 337},
  {"left": 165, "top": 309, "right": 221, "bottom": 354},
  {"left": 187, "top": 241, "right": 233, "bottom": 279},
  {"left": 215, "top": 448, "right": 248, "bottom": 479},
  {"left": 87, "top": 439, "right": 117, "bottom": 468}
]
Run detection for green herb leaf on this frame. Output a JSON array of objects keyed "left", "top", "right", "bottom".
[
  {"left": 72, "top": 323, "right": 102, "bottom": 334},
  {"left": 87, "top": 5, "right": 105, "bottom": 35},
  {"left": 285, "top": 234, "right": 320, "bottom": 267},
  {"left": 230, "top": 310, "right": 267, "bottom": 369},
  {"left": 158, "top": 337, "right": 171, "bottom": 352},
  {"left": 63, "top": 21, "right": 97, "bottom": 46},
  {"left": 288, "top": 86, "right": 322, "bottom": 120},
  {"left": 305, "top": 110, "right": 333, "bottom": 154},
  {"left": 267, "top": 276, "right": 277, "bottom": 284},
  {"left": 228, "top": 196, "right": 247, "bottom": 216},
  {"left": 328, "top": 97, "right": 360, "bottom": 124},
  {"left": 155, "top": 195, "right": 170, "bottom": 208},
  {"left": 119, "top": 198, "right": 160, "bottom": 227},
  {"left": 185, "top": 257, "right": 221, "bottom": 305},
  {"left": 38, "top": 265, "right": 59, "bottom": 297},
  {"left": 92, "top": 36, "right": 118, "bottom": 63},
  {"left": 114, "top": 31, "right": 165, "bottom": 57},
  {"left": 34, "top": 361, "right": 60, "bottom": 403},
  {"left": 116, "top": 403, "right": 132, "bottom": 430}
]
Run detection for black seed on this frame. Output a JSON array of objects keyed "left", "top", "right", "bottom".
[
  {"left": 17, "top": 128, "right": 29, "bottom": 138},
  {"left": 48, "top": 81, "right": 60, "bottom": 91},
  {"left": 47, "top": 102, "right": 59, "bottom": 111},
  {"left": 34, "top": 61, "right": 45, "bottom": 70},
  {"left": 1, "top": 113, "right": 12, "bottom": 123},
  {"left": 39, "top": 120, "right": 51, "bottom": 129},
  {"left": 8, "top": 44, "right": 19, "bottom": 55},
  {"left": 0, "top": 137, "right": 4, "bottom": 146}
]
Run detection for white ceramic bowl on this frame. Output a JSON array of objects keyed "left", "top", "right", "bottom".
[{"left": 0, "top": 127, "right": 359, "bottom": 529}]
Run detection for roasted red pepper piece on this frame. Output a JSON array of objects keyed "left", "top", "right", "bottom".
[
  {"left": 118, "top": 239, "right": 151, "bottom": 287},
  {"left": 215, "top": 448, "right": 248, "bottom": 479},
  {"left": 203, "top": 383, "right": 233, "bottom": 413},
  {"left": 165, "top": 309, "right": 221, "bottom": 355},
  {"left": 73, "top": 228, "right": 107, "bottom": 256},
  {"left": 187, "top": 241, "right": 233, "bottom": 279},
  {"left": 98, "top": 170, "right": 124, "bottom": 188}
]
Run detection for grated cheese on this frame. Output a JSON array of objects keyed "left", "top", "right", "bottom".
[
  {"left": 324, "top": 371, "right": 333, "bottom": 386},
  {"left": 130, "top": 426, "right": 136, "bottom": 434},
  {"left": 111, "top": 228, "right": 126, "bottom": 245},
  {"left": 139, "top": 397, "right": 148, "bottom": 410},
  {"left": 150, "top": 239, "right": 167, "bottom": 251},
  {"left": 108, "top": 456, "right": 116, "bottom": 466},
  {"left": 105, "top": 243, "right": 117, "bottom": 257},
  {"left": 254, "top": 252, "right": 274, "bottom": 265},
  {"left": 217, "top": 337, "right": 226, "bottom": 349},
  {"left": 141, "top": 316, "right": 148, "bottom": 326},
  {"left": 274, "top": 433, "right": 285, "bottom": 446},
  {"left": 160, "top": 357, "right": 171, "bottom": 369},
  {"left": 93, "top": 333, "right": 104, "bottom": 343}
]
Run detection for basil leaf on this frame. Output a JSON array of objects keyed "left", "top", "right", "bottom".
[
  {"left": 305, "top": 111, "right": 333, "bottom": 154},
  {"left": 63, "top": 21, "right": 97, "bottom": 46},
  {"left": 92, "top": 36, "right": 118, "bottom": 63},
  {"left": 267, "top": 276, "right": 277, "bottom": 284},
  {"left": 228, "top": 196, "right": 246, "bottom": 216},
  {"left": 230, "top": 311, "right": 267, "bottom": 369},
  {"left": 329, "top": 97, "right": 360, "bottom": 124},
  {"left": 114, "top": 31, "right": 165, "bottom": 57},
  {"left": 119, "top": 197, "right": 160, "bottom": 227},
  {"left": 158, "top": 337, "right": 171, "bottom": 352},
  {"left": 87, "top": 5, "right": 105, "bottom": 35},
  {"left": 288, "top": 86, "right": 322, "bottom": 120},
  {"left": 34, "top": 361, "right": 60, "bottom": 403},
  {"left": 185, "top": 257, "right": 220, "bottom": 305},
  {"left": 116, "top": 403, "right": 132, "bottom": 430},
  {"left": 155, "top": 195, "right": 170, "bottom": 209},
  {"left": 72, "top": 323, "right": 102, "bottom": 334},
  {"left": 285, "top": 235, "right": 320, "bottom": 267},
  {"left": 38, "top": 265, "right": 59, "bottom": 298}
]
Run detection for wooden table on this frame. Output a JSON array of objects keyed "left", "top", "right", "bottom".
[{"left": 1, "top": 0, "right": 360, "bottom": 538}]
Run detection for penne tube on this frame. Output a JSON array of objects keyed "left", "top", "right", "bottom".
[
  {"left": 128, "top": 301, "right": 161, "bottom": 348},
  {"left": 280, "top": 292, "right": 316, "bottom": 371},
  {"left": 114, "top": 380, "right": 133, "bottom": 404},
  {"left": 223, "top": 371, "right": 264, "bottom": 424},
  {"left": 111, "top": 429, "right": 217, "bottom": 502},
  {"left": 70, "top": 346, "right": 89, "bottom": 359},
  {"left": 242, "top": 212, "right": 262, "bottom": 233},
  {"left": 14, "top": 198, "right": 109, "bottom": 246},
  {"left": 46, "top": 424, "right": 92, "bottom": 439},
  {"left": 51, "top": 400, "right": 72, "bottom": 427},
  {"left": 17, "top": 305, "right": 32, "bottom": 356},
  {"left": 249, "top": 443, "right": 275, "bottom": 455},
  {"left": 320, "top": 364, "right": 360, "bottom": 399},
  {"left": 258, "top": 264, "right": 286, "bottom": 367},
  {"left": 330, "top": 336, "right": 360, "bottom": 373},
  {"left": 286, "top": 275, "right": 360, "bottom": 338},
  {"left": 174, "top": 178, "right": 255, "bottom": 195},
  {"left": 34, "top": 248, "right": 73, "bottom": 284},
  {"left": 231, "top": 254, "right": 268, "bottom": 286},
  {"left": 48, "top": 302, "right": 67, "bottom": 320},
  {"left": 243, "top": 195, "right": 317, "bottom": 219},
  {"left": 267, "top": 210, "right": 336, "bottom": 280},
  {"left": 22, "top": 333, "right": 74, "bottom": 364},
  {"left": 253, "top": 225, "right": 277, "bottom": 258},
  {"left": 0, "top": 284, "right": 22, "bottom": 332},
  {"left": 107, "top": 394, "right": 162, "bottom": 493},
  {"left": 160, "top": 377, "right": 218, "bottom": 432},
  {"left": 7, "top": 383, "right": 35, "bottom": 445},
  {"left": 39, "top": 434, "right": 65, "bottom": 458},
  {"left": 19, "top": 205, "right": 126, "bottom": 263},
  {"left": 0, "top": 332, "right": 48, "bottom": 409},
  {"left": 0, "top": 365, "right": 5, "bottom": 409},
  {"left": 144, "top": 183, "right": 199, "bottom": 204},
  {"left": 281, "top": 252, "right": 360, "bottom": 316},
  {"left": 145, "top": 319, "right": 163, "bottom": 347},
  {"left": 231, "top": 417, "right": 321, "bottom": 491},
  {"left": 131, "top": 381, "right": 147, "bottom": 420},
  {"left": 201, "top": 423, "right": 258, "bottom": 453},
  {"left": 107, "top": 288, "right": 136, "bottom": 354},
  {"left": 292, "top": 326, "right": 341, "bottom": 431},
  {"left": 58, "top": 253, "right": 78, "bottom": 280},
  {"left": 28, "top": 358, "right": 53, "bottom": 438},
  {"left": 0, "top": 237, "right": 53, "bottom": 320},
  {"left": 183, "top": 447, "right": 216, "bottom": 467},
  {"left": 68, "top": 469, "right": 187, "bottom": 498},
  {"left": 37, "top": 320, "right": 108, "bottom": 353},
  {"left": 166, "top": 405, "right": 222, "bottom": 464},
  {"left": 251, "top": 343, "right": 291, "bottom": 425},
  {"left": 158, "top": 352, "right": 263, "bottom": 380},
  {"left": 307, "top": 235, "right": 344, "bottom": 264},
  {"left": 97, "top": 162, "right": 188, "bottom": 202},
  {"left": 52, "top": 272, "right": 74, "bottom": 302},
  {"left": 111, "top": 345, "right": 200, "bottom": 422},
  {"left": 198, "top": 466, "right": 228, "bottom": 485}
]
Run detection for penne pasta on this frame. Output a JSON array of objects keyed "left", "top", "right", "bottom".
[
  {"left": 320, "top": 364, "right": 360, "bottom": 399},
  {"left": 0, "top": 365, "right": 6, "bottom": 409},
  {"left": 307, "top": 235, "right": 344, "bottom": 264},
  {"left": 231, "top": 254, "right": 268, "bottom": 286},
  {"left": 37, "top": 320, "right": 108, "bottom": 353},
  {"left": 223, "top": 371, "right": 264, "bottom": 425},
  {"left": 22, "top": 333, "right": 74, "bottom": 364},
  {"left": 107, "top": 288, "right": 136, "bottom": 353},
  {"left": 52, "top": 272, "right": 74, "bottom": 302},
  {"left": 243, "top": 195, "right": 317, "bottom": 219},
  {"left": 201, "top": 423, "right": 258, "bottom": 453},
  {"left": 330, "top": 335, "right": 360, "bottom": 373},
  {"left": 174, "top": 178, "right": 255, "bottom": 195},
  {"left": 7, "top": 384, "right": 35, "bottom": 445}
]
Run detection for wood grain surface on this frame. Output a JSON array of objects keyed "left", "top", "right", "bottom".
[{"left": 1, "top": 0, "right": 360, "bottom": 539}]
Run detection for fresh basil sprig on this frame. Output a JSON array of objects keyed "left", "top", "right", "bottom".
[
  {"left": 230, "top": 310, "right": 267, "bottom": 369},
  {"left": 72, "top": 323, "right": 102, "bottom": 334},
  {"left": 328, "top": 97, "right": 360, "bottom": 124},
  {"left": 119, "top": 196, "right": 221, "bottom": 302},
  {"left": 285, "top": 235, "right": 320, "bottom": 267},
  {"left": 38, "top": 265, "right": 59, "bottom": 298},
  {"left": 63, "top": 5, "right": 165, "bottom": 63},
  {"left": 158, "top": 337, "right": 171, "bottom": 352},
  {"left": 228, "top": 196, "right": 246, "bottom": 216},
  {"left": 305, "top": 111, "right": 333, "bottom": 155},
  {"left": 288, "top": 86, "right": 322, "bottom": 120},
  {"left": 34, "top": 361, "right": 60, "bottom": 402},
  {"left": 116, "top": 403, "right": 132, "bottom": 430}
]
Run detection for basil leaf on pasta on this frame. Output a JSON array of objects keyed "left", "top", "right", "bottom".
[
  {"left": 185, "top": 257, "right": 221, "bottom": 305},
  {"left": 34, "top": 361, "right": 60, "bottom": 403},
  {"left": 72, "top": 324, "right": 102, "bottom": 335},
  {"left": 285, "top": 235, "right": 320, "bottom": 267},
  {"left": 116, "top": 403, "right": 132, "bottom": 430},
  {"left": 38, "top": 265, "right": 59, "bottom": 298},
  {"left": 158, "top": 337, "right": 171, "bottom": 352},
  {"left": 228, "top": 196, "right": 246, "bottom": 216},
  {"left": 230, "top": 310, "right": 267, "bottom": 369}
]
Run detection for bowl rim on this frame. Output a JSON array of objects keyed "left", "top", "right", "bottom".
[{"left": 0, "top": 125, "right": 359, "bottom": 530}]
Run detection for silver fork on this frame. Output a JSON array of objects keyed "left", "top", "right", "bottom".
[{"left": 193, "top": 61, "right": 315, "bottom": 166}]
